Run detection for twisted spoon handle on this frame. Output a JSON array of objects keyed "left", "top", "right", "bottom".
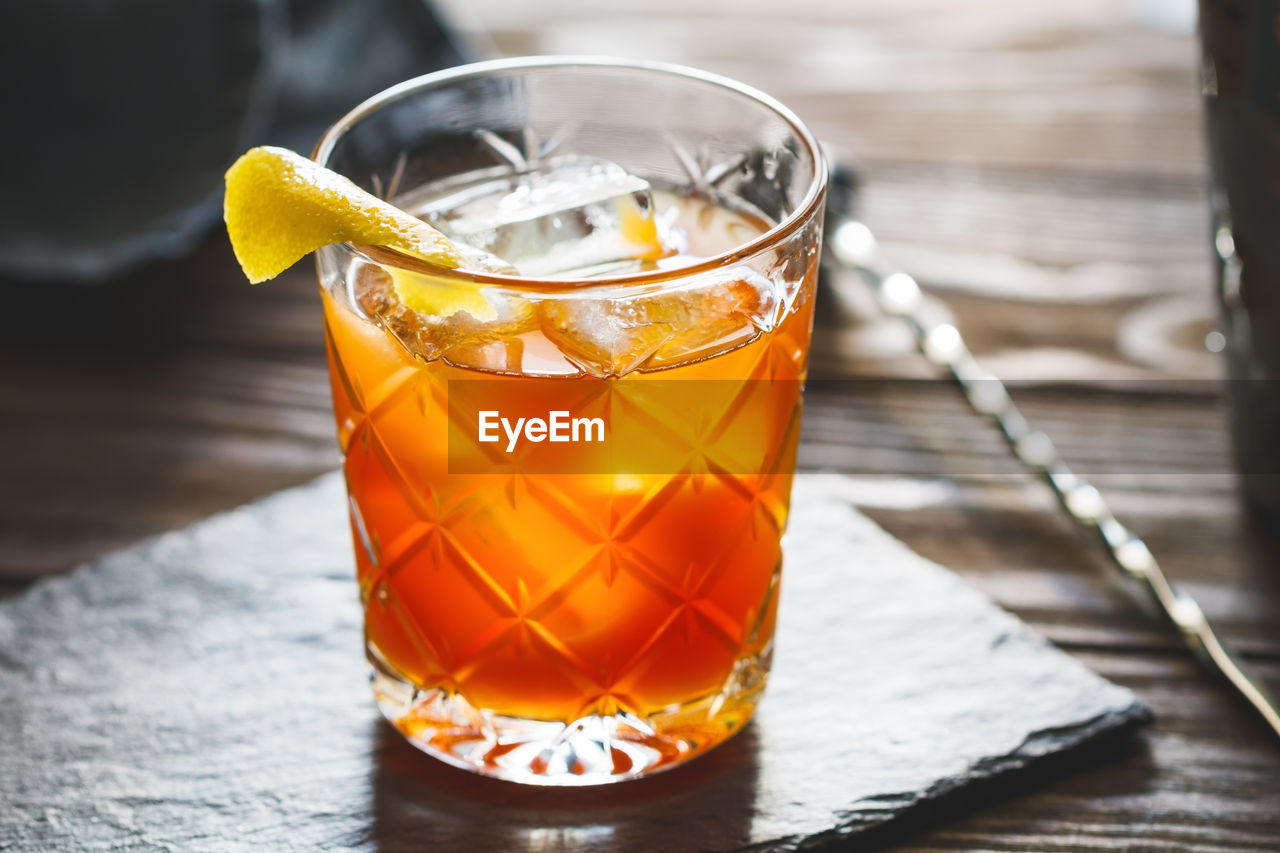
[{"left": 827, "top": 217, "right": 1280, "bottom": 744}]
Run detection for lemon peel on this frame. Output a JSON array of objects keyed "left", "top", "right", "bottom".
[
  {"left": 223, "top": 146, "right": 464, "bottom": 283},
  {"left": 620, "top": 201, "right": 665, "bottom": 261},
  {"left": 389, "top": 268, "right": 498, "bottom": 322}
]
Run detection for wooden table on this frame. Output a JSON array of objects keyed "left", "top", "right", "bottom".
[{"left": 3, "top": 0, "right": 1279, "bottom": 848}]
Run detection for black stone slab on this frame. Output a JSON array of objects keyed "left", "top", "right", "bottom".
[{"left": 0, "top": 473, "right": 1150, "bottom": 852}]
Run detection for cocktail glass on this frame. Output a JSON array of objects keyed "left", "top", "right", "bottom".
[{"left": 313, "top": 57, "right": 826, "bottom": 785}]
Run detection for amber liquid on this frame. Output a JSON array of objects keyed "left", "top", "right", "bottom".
[{"left": 321, "top": 200, "right": 817, "bottom": 751}]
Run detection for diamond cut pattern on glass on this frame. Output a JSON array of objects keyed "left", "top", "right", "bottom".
[
  {"left": 324, "top": 208, "right": 811, "bottom": 724},
  {"left": 337, "top": 370, "right": 800, "bottom": 721}
]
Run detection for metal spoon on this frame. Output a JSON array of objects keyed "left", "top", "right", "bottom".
[{"left": 821, "top": 158, "right": 1280, "bottom": 744}]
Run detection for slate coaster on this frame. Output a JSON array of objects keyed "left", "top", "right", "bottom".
[{"left": 0, "top": 473, "right": 1150, "bottom": 852}]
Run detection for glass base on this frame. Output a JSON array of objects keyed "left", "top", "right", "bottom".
[{"left": 370, "top": 653, "right": 769, "bottom": 786}]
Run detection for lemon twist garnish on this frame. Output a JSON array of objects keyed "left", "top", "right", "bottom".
[
  {"left": 388, "top": 268, "right": 498, "bottom": 322},
  {"left": 223, "top": 146, "right": 464, "bottom": 284}
]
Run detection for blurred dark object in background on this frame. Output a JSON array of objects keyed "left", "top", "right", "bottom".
[
  {"left": 0, "top": 0, "right": 467, "bottom": 283},
  {"left": 1200, "top": 0, "right": 1280, "bottom": 516}
]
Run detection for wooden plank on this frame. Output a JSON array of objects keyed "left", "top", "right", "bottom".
[
  {"left": 894, "top": 653, "right": 1280, "bottom": 853},
  {"left": 4, "top": 2, "right": 1279, "bottom": 849},
  {"left": 438, "top": 0, "right": 1205, "bottom": 177}
]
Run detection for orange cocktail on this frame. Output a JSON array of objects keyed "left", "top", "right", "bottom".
[{"left": 314, "top": 58, "right": 826, "bottom": 784}]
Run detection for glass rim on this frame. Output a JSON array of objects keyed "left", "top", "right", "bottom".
[{"left": 311, "top": 55, "right": 828, "bottom": 292}]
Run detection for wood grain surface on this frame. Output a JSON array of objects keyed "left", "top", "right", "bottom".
[{"left": 3, "top": 0, "right": 1279, "bottom": 849}]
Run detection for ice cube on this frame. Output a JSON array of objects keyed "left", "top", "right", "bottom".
[
  {"left": 415, "top": 156, "right": 670, "bottom": 277},
  {"left": 351, "top": 261, "right": 535, "bottom": 367},
  {"left": 537, "top": 270, "right": 780, "bottom": 378}
]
